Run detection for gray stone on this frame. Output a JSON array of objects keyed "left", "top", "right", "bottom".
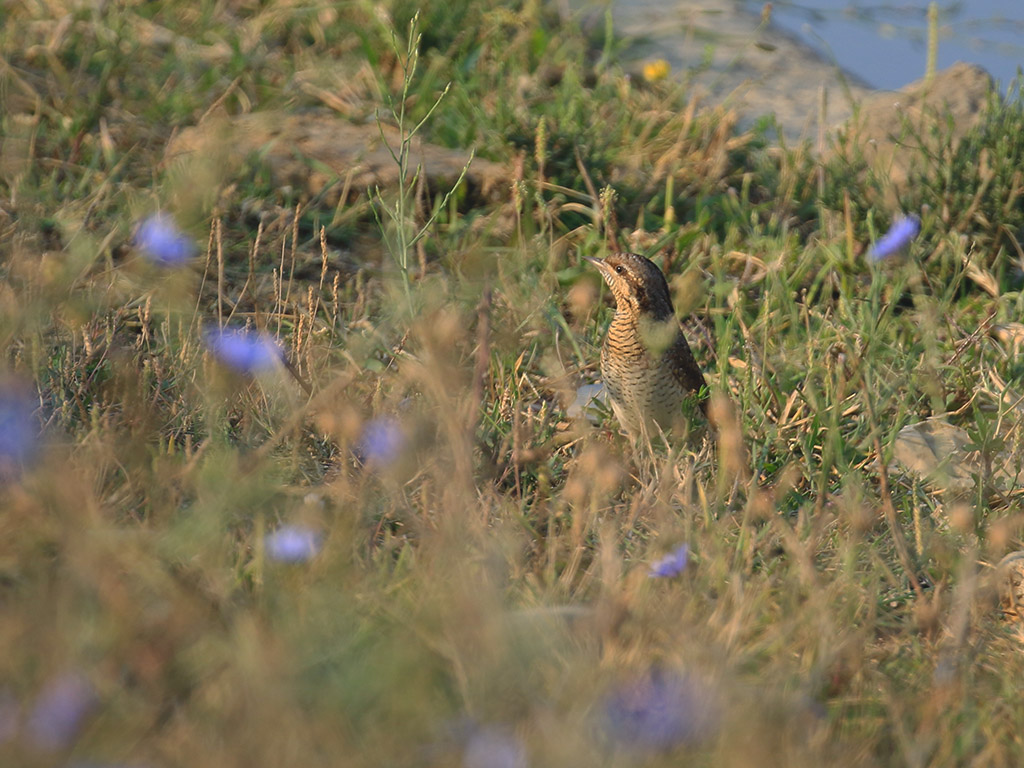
[
  {"left": 613, "top": 0, "right": 871, "bottom": 142},
  {"left": 164, "top": 111, "right": 505, "bottom": 206},
  {"left": 830, "top": 62, "right": 995, "bottom": 188}
]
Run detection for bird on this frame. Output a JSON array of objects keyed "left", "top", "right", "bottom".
[{"left": 585, "top": 252, "right": 708, "bottom": 441}]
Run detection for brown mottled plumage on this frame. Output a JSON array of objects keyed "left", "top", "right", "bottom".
[{"left": 585, "top": 253, "right": 707, "bottom": 440}]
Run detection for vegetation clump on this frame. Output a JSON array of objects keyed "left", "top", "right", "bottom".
[{"left": 2, "top": 1, "right": 1024, "bottom": 765}]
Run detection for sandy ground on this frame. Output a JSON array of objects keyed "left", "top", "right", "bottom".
[{"left": 609, "top": 0, "right": 874, "bottom": 142}]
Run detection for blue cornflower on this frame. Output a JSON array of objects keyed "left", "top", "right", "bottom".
[
  {"left": 135, "top": 213, "right": 195, "bottom": 267},
  {"left": 265, "top": 524, "right": 322, "bottom": 564},
  {"left": 26, "top": 673, "right": 96, "bottom": 751},
  {"left": 0, "top": 381, "right": 39, "bottom": 478},
  {"left": 602, "top": 670, "right": 714, "bottom": 752},
  {"left": 867, "top": 214, "right": 921, "bottom": 261},
  {"left": 649, "top": 544, "right": 689, "bottom": 578},
  {"left": 204, "top": 327, "right": 284, "bottom": 374},
  {"left": 358, "top": 417, "right": 405, "bottom": 467},
  {"left": 462, "top": 725, "right": 527, "bottom": 768}
]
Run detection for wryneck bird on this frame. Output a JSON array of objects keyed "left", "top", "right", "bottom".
[{"left": 586, "top": 252, "right": 708, "bottom": 441}]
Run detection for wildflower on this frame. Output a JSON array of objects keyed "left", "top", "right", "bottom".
[
  {"left": 358, "top": 417, "right": 405, "bottom": 467},
  {"left": 642, "top": 59, "right": 671, "bottom": 83},
  {"left": 135, "top": 213, "right": 195, "bottom": 267},
  {"left": 462, "top": 725, "right": 527, "bottom": 768},
  {"left": 602, "top": 670, "right": 714, "bottom": 752},
  {"left": 867, "top": 214, "right": 920, "bottom": 261},
  {"left": 265, "top": 524, "right": 323, "bottom": 564},
  {"left": 649, "top": 544, "right": 689, "bottom": 578},
  {"left": 204, "top": 327, "right": 283, "bottom": 374},
  {"left": 26, "top": 673, "right": 96, "bottom": 751},
  {"left": 0, "top": 380, "right": 39, "bottom": 478}
]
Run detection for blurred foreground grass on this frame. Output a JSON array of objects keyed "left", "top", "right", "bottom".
[{"left": 3, "top": 1, "right": 1024, "bottom": 766}]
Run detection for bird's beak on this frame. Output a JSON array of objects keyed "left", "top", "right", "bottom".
[
  {"left": 584, "top": 255, "right": 615, "bottom": 288},
  {"left": 583, "top": 255, "right": 609, "bottom": 276}
]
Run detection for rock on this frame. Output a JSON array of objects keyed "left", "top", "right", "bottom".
[
  {"left": 615, "top": 3, "right": 995, "bottom": 155},
  {"left": 568, "top": 382, "right": 608, "bottom": 424},
  {"left": 892, "top": 416, "right": 1020, "bottom": 495},
  {"left": 614, "top": 0, "right": 872, "bottom": 142},
  {"left": 892, "top": 417, "right": 978, "bottom": 494},
  {"left": 992, "top": 323, "right": 1024, "bottom": 355},
  {"left": 830, "top": 63, "right": 995, "bottom": 189},
  {"left": 164, "top": 111, "right": 506, "bottom": 207},
  {"left": 996, "top": 551, "right": 1024, "bottom": 619}
]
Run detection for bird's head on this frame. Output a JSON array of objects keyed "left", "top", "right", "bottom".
[{"left": 585, "top": 253, "right": 675, "bottom": 321}]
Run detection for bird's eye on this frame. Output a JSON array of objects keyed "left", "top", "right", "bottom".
[{"left": 614, "top": 265, "right": 625, "bottom": 275}]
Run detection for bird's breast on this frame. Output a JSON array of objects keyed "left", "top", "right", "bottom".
[{"left": 600, "top": 314, "right": 687, "bottom": 433}]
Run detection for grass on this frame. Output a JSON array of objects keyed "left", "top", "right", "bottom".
[{"left": 3, "top": 0, "right": 1024, "bottom": 766}]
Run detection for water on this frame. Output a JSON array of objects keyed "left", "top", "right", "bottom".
[{"left": 746, "top": 1, "right": 1024, "bottom": 90}]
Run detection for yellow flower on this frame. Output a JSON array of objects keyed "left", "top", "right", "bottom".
[{"left": 642, "top": 58, "right": 671, "bottom": 83}]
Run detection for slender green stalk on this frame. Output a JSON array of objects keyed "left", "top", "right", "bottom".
[{"left": 372, "top": 12, "right": 474, "bottom": 317}]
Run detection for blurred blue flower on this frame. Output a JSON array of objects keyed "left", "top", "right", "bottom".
[
  {"left": 649, "top": 544, "right": 689, "bottom": 578},
  {"left": 358, "top": 417, "right": 405, "bottom": 467},
  {"left": 602, "top": 670, "right": 714, "bottom": 752},
  {"left": 26, "top": 673, "right": 96, "bottom": 752},
  {"left": 462, "top": 725, "right": 527, "bottom": 768},
  {"left": 265, "top": 524, "right": 322, "bottom": 564},
  {"left": 867, "top": 214, "right": 920, "bottom": 261},
  {"left": 135, "top": 213, "right": 195, "bottom": 267},
  {"left": 204, "top": 327, "right": 283, "bottom": 374},
  {"left": 0, "top": 381, "right": 39, "bottom": 478}
]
